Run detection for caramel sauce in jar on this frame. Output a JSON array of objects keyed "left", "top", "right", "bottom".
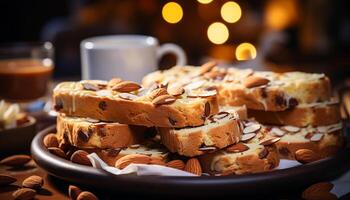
[{"left": 0, "top": 58, "right": 53, "bottom": 101}]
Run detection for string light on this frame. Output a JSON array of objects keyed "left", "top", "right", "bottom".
[
  {"left": 207, "top": 22, "right": 229, "bottom": 44},
  {"left": 221, "top": 1, "right": 242, "bottom": 23},
  {"left": 235, "top": 43, "right": 257, "bottom": 60},
  {"left": 197, "top": 0, "right": 213, "bottom": 4},
  {"left": 162, "top": 2, "right": 183, "bottom": 24}
]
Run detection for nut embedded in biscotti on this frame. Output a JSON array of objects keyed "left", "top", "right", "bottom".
[
  {"left": 70, "top": 150, "right": 92, "bottom": 166},
  {"left": 184, "top": 158, "right": 202, "bottom": 175},
  {"left": 243, "top": 124, "right": 261, "bottom": 134},
  {"left": 69, "top": 185, "right": 82, "bottom": 200},
  {"left": 187, "top": 89, "right": 217, "bottom": 98},
  {"left": 310, "top": 133, "right": 324, "bottom": 142},
  {"left": 240, "top": 133, "right": 256, "bottom": 142},
  {"left": 243, "top": 75, "right": 270, "bottom": 88},
  {"left": 22, "top": 175, "right": 44, "bottom": 190},
  {"left": 111, "top": 81, "right": 141, "bottom": 93},
  {"left": 0, "top": 155, "right": 31, "bottom": 167},
  {"left": 0, "top": 174, "right": 17, "bottom": 186},
  {"left": 152, "top": 95, "right": 177, "bottom": 106},
  {"left": 77, "top": 129, "right": 90, "bottom": 143},
  {"left": 204, "top": 102, "right": 211, "bottom": 117},
  {"left": 98, "top": 101, "right": 107, "bottom": 111},
  {"left": 198, "top": 146, "right": 216, "bottom": 151},
  {"left": 48, "top": 147, "right": 67, "bottom": 159},
  {"left": 197, "top": 61, "right": 217, "bottom": 76},
  {"left": 82, "top": 82, "right": 100, "bottom": 91},
  {"left": 166, "top": 160, "right": 185, "bottom": 170},
  {"left": 118, "top": 93, "right": 138, "bottom": 100},
  {"left": 258, "top": 148, "right": 269, "bottom": 159},
  {"left": 43, "top": 133, "right": 59, "bottom": 148},
  {"left": 270, "top": 127, "right": 285, "bottom": 137},
  {"left": 107, "top": 78, "right": 123, "bottom": 88},
  {"left": 115, "top": 154, "right": 152, "bottom": 169},
  {"left": 226, "top": 143, "right": 249, "bottom": 153},
  {"left": 295, "top": 149, "right": 320, "bottom": 164},
  {"left": 302, "top": 182, "right": 335, "bottom": 200},
  {"left": 12, "top": 188, "right": 36, "bottom": 200},
  {"left": 167, "top": 84, "right": 184, "bottom": 96},
  {"left": 210, "top": 111, "right": 229, "bottom": 121},
  {"left": 259, "top": 136, "right": 280, "bottom": 146},
  {"left": 148, "top": 88, "right": 168, "bottom": 99},
  {"left": 281, "top": 125, "right": 300, "bottom": 133},
  {"left": 77, "top": 191, "right": 98, "bottom": 200},
  {"left": 184, "top": 80, "right": 206, "bottom": 90}
]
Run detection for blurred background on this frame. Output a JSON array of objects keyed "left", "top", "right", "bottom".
[{"left": 0, "top": 0, "right": 349, "bottom": 84}]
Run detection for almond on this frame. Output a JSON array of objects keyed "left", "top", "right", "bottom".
[
  {"left": 243, "top": 124, "right": 261, "bottom": 134},
  {"left": 22, "top": 175, "right": 44, "bottom": 190},
  {"left": 281, "top": 125, "right": 300, "bottom": 133},
  {"left": 240, "top": 133, "right": 256, "bottom": 142},
  {"left": 204, "top": 102, "right": 211, "bottom": 117},
  {"left": 82, "top": 82, "right": 99, "bottom": 91},
  {"left": 118, "top": 93, "right": 138, "bottom": 100},
  {"left": 243, "top": 76, "right": 270, "bottom": 88},
  {"left": 111, "top": 81, "right": 141, "bottom": 92},
  {"left": 48, "top": 147, "right": 67, "bottom": 159},
  {"left": 226, "top": 143, "right": 249, "bottom": 153},
  {"left": 184, "top": 158, "right": 202, "bottom": 175},
  {"left": 302, "top": 182, "right": 335, "bottom": 200},
  {"left": 43, "top": 133, "right": 59, "bottom": 148},
  {"left": 271, "top": 127, "right": 286, "bottom": 137},
  {"left": 0, "top": 174, "right": 17, "bottom": 186},
  {"left": 148, "top": 88, "right": 168, "bottom": 99},
  {"left": 187, "top": 90, "right": 217, "bottom": 98},
  {"left": 149, "top": 158, "right": 166, "bottom": 166},
  {"left": 107, "top": 78, "right": 123, "bottom": 88},
  {"left": 310, "top": 133, "right": 324, "bottom": 142},
  {"left": 115, "top": 154, "right": 152, "bottom": 169},
  {"left": 259, "top": 136, "right": 280, "bottom": 146},
  {"left": 198, "top": 61, "right": 217, "bottom": 75},
  {"left": 167, "top": 84, "right": 184, "bottom": 96},
  {"left": 295, "top": 149, "right": 320, "bottom": 164},
  {"left": 69, "top": 185, "right": 82, "bottom": 200},
  {"left": 77, "top": 191, "right": 98, "bottom": 200},
  {"left": 70, "top": 150, "right": 92, "bottom": 166},
  {"left": 166, "top": 160, "right": 185, "bottom": 170},
  {"left": 0, "top": 155, "right": 31, "bottom": 167},
  {"left": 12, "top": 188, "right": 36, "bottom": 200},
  {"left": 152, "top": 95, "right": 176, "bottom": 106}
]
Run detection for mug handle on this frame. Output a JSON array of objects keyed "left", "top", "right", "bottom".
[{"left": 157, "top": 43, "right": 187, "bottom": 66}]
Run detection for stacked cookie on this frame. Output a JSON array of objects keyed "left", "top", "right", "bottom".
[{"left": 142, "top": 62, "right": 344, "bottom": 165}]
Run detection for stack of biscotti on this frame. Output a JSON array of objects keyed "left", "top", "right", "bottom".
[{"left": 142, "top": 62, "right": 344, "bottom": 162}]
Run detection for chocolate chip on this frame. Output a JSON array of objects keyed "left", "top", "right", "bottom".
[
  {"left": 98, "top": 101, "right": 107, "bottom": 110},
  {"left": 258, "top": 148, "right": 269, "bottom": 159},
  {"left": 279, "top": 147, "right": 290, "bottom": 157},
  {"left": 104, "top": 149, "right": 121, "bottom": 157},
  {"left": 260, "top": 87, "right": 267, "bottom": 98},
  {"left": 169, "top": 118, "right": 177, "bottom": 126},
  {"left": 274, "top": 95, "right": 286, "bottom": 107},
  {"left": 54, "top": 99, "right": 63, "bottom": 111},
  {"left": 204, "top": 102, "right": 211, "bottom": 117},
  {"left": 288, "top": 97, "right": 298, "bottom": 108},
  {"left": 77, "top": 129, "right": 90, "bottom": 143}
]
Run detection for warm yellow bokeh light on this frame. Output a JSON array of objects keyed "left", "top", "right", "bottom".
[
  {"left": 221, "top": 1, "right": 242, "bottom": 23},
  {"left": 197, "top": 0, "right": 213, "bottom": 4},
  {"left": 265, "top": 0, "right": 299, "bottom": 30},
  {"left": 235, "top": 43, "right": 257, "bottom": 60},
  {"left": 162, "top": 2, "right": 183, "bottom": 24},
  {"left": 207, "top": 22, "right": 229, "bottom": 45}
]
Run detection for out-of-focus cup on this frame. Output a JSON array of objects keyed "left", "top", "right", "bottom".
[{"left": 81, "top": 35, "right": 187, "bottom": 82}]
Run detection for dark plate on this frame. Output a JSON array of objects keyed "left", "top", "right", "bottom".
[{"left": 31, "top": 124, "right": 350, "bottom": 196}]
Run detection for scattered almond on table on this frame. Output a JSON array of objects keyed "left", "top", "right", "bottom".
[
  {"left": 302, "top": 182, "right": 337, "bottom": 200},
  {"left": 0, "top": 154, "right": 31, "bottom": 167},
  {"left": 22, "top": 175, "right": 44, "bottom": 190}
]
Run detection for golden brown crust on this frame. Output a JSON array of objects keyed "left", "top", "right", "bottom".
[
  {"left": 56, "top": 115, "right": 146, "bottom": 149},
  {"left": 248, "top": 103, "right": 341, "bottom": 126},
  {"left": 53, "top": 82, "right": 219, "bottom": 128},
  {"left": 158, "top": 113, "right": 242, "bottom": 157}
]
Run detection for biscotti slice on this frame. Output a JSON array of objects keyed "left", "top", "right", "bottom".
[
  {"left": 142, "top": 64, "right": 331, "bottom": 111},
  {"left": 158, "top": 111, "right": 242, "bottom": 157},
  {"left": 267, "top": 123, "right": 343, "bottom": 160},
  {"left": 199, "top": 121, "right": 280, "bottom": 175},
  {"left": 53, "top": 80, "right": 218, "bottom": 128},
  {"left": 248, "top": 99, "right": 341, "bottom": 127},
  {"left": 56, "top": 114, "right": 147, "bottom": 149}
]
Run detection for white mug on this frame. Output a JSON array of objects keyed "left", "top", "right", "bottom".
[{"left": 81, "top": 35, "right": 187, "bottom": 82}]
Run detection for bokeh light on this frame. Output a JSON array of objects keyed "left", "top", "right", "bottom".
[
  {"left": 221, "top": 1, "right": 242, "bottom": 23},
  {"left": 162, "top": 2, "right": 183, "bottom": 24},
  {"left": 235, "top": 43, "right": 257, "bottom": 60},
  {"left": 207, "top": 22, "right": 229, "bottom": 45},
  {"left": 197, "top": 0, "right": 213, "bottom": 4}
]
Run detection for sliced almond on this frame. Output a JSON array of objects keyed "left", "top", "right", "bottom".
[
  {"left": 82, "top": 82, "right": 99, "bottom": 91},
  {"left": 295, "top": 149, "right": 320, "bottom": 164},
  {"left": 259, "top": 136, "right": 280, "bottom": 146},
  {"left": 148, "top": 88, "right": 168, "bottom": 99},
  {"left": 184, "top": 158, "right": 202, "bottom": 176},
  {"left": 271, "top": 127, "right": 286, "bottom": 137},
  {"left": 152, "top": 95, "right": 176, "bottom": 106},
  {"left": 240, "top": 133, "right": 256, "bottom": 142},
  {"left": 226, "top": 143, "right": 249, "bottom": 153},
  {"left": 198, "top": 146, "right": 216, "bottom": 151},
  {"left": 204, "top": 102, "right": 211, "bottom": 117},
  {"left": 96, "top": 89, "right": 112, "bottom": 97},
  {"left": 310, "top": 133, "right": 324, "bottom": 142},
  {"left": 197, "top": 61, "right": 217, "bottom": 75},
  {"left": 281, "top": 125, "right": 300, "bottom": 133},
  {"left": 243, "top": 76, "right": 270, "bottom": 88},
  {"left": 112, "top": 81, "right": 141, "bottom": 93},
  {"left": 187, "top": 90, "right": 217, "bottom": 98},
  {"left": 115, "top": 154, "right": 152, "bottom": 169},
  {"left": 211, "top": 111, "right": 230, "bottom": 122},
  {"left": 184, "top": 80, "right": 206, "bottom": 90},
  {"left": 167, "top": 84, "right": 185, "bottom": 96},
  {"left": 243, "top": 124, "right": 261, "bottom": 134},
  {"left": 118, "top": 93, "right": 138, "bottom": 100},
  {"left": 166, "top": 160, "right": 185, "bottom": 170},
  {"left": 316, "top": 126, "right": 329, "bottom": 133},
  {"left": 107, "top": 78, "right": 123, "bottom": 88}
]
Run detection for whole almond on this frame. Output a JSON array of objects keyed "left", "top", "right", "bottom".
[
  {"left": 12, "top": 188, "right": 36, "bottom": 200},
  {"left": 43, "top": 133, "right": 59, "bottom": 148},
  {"left": 302, "top": 182, "right": 335, "bottom": 200},
  {"left": 295, "top": 149, "right": 320, "bottom": 164},
  {"left": 111, "top": 81, "right": 141, "bottom": 93},
  {"left": 243, "top": 76, "right": 270, "bottom": 88},
  {"left": 184, "top": 158, "right": 202, "bottom": 175},
  {"left": 0, "top": 155, "right": 31, "bottom": 167},
  {"left": 0, "top": 174, "right": 17, "bottom": 186},
  {"left": 226, "top": 143, "right": 249, "bottom": 153},
  {"left": 69, "top": 185, "right": 82, "bottom": 200},
  {"left": 115, "top": 154, "right": 151, "bottom": 169},
  {"left": 149, "top": 158, "right": 166, "bottom": 166},
  {"left": 48, "top": 147, "right": 67, "bottom": 159},
  {"left": 166, "top": 160, "right": 185, "bottom": 170},
  {"left": 22, "top": 175, "right": 44, "bottom": 190},
  {"left": 198, "top": 61, "right": 217, "bottom": 75},
  {"left": 148, "top": 88, "right": 168, "bottom": 99},
  {"left": 70, "top": 150, "right": 92, "bottom": 166},
  {"left": 77, "top": 191, "right": 98, "bottom": 200},
  {"left": 167, "top": 85, "right": 184, "bottom": 96},
  {"left": 152, "top": 95, "right": 176, "bottom": 106}
]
